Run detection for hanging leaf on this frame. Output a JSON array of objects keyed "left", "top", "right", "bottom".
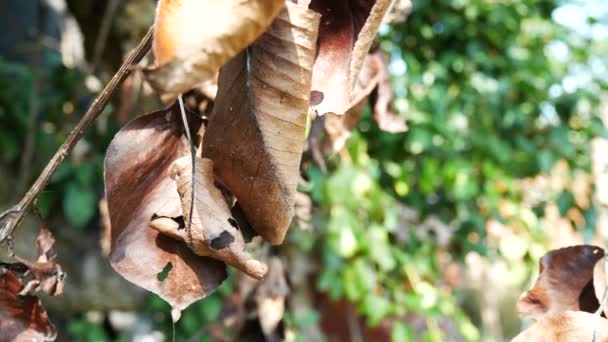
[
  {"left": 14, "top": 223, "right": 66, "bottom": 297},
  {"left": 323, "top": 51, "right": 383, "bottom": 154},
  {"left": 104, "top": 103, "right": 227, "bottom": 316},
  {"left": 203, "top": 2, "right": 321, "bottom": 244},
  {"left": 321, "top": 50, "right": 406, "bottom": 155},
  {"left": 0, "top": 266, "right": 56, "bottom": 342},
  {"left": 150, "top": 156, "right": 268, "bottom": 279},
  {"left": 371, "top": 51, "right": 407, "bottom": 133},
  {"left": 517, "top": 245, "right": 604, "bottom": 320},
  {"left": 512, "top": 311, "right": 608, "bottom": 342},
  {"left": 594, "top": 256, "right": 608, "bottom": 317},
  {"left": 145, "top": 0, "right": 286, "bottom": 100},
  {"left": 309, "top": 0, "right": 393, "bottom": 116},
  {"left": 255, "top": 257, "right": 289, "bottom": 340}
]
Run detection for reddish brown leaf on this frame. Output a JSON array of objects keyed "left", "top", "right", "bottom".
[
  {"left": 104, "top": 103, "right": 227, "bottom": 315},
  {"left": 203, "top": 2, "right": 320, "bottom": 244},
  {"left": 517, "top": 245, "right": 604, "bottom": 319},
  {"left": 13, "top": 223, "right": 65, "bottom": 297},
  {"left": 321, "top": 50, "right": 405, "bottom": 154},
  {"left": 309, "top": 0, "right": 392, "bottom": 116},
  {"left": 0, "top": 267, "right": 56, "bottom": 342},
  {"left": 323, "top": 52, "right": 382, "bottom": 153}
]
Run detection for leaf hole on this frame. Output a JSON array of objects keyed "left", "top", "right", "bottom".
[
  {"left": 310, "top": 91, "right": 324, "bottom": 106},
  {"left": 210, "top": 231, "right": 235, "bottom": 250},
  {"left": 157, "top": 262, "right": 173, "bottom": 282},
  {"left": 227, "top": 218, "right": 239, "bottom": 229}
]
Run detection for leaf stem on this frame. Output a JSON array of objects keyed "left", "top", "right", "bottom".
[
  {"left": 177, "top": 94, "right": 195, "bottom": 230},
  {"left": 0, "top": 26, "right": 154, "bottom": 253}
]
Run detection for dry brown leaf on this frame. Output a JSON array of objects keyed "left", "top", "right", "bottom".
[
  {"left": 323, "top": 51, "right": 382, "bottom": 153},
  {"left": 9, "top": 223, "right": 66, "bottom": 298},
  {"left": 150, "top": 156, "right": 267, "bottom": 279},
  {"left": 512, "top": 311, "right": 608, "bottom": 342},
  {"left": 310, "top": 0, "right": 392, "bottom": 116},
  {"left": 145, "top": 0, "right": 285, "bottom": 100},
  {"left": 372, "top": 51, "right": 407, "bottom": 133},
  {"left": 203, "top": 2, "right": 320, "bottom": 244},
  {"left": 0, "top": 267, "right": 56, "bottom": 342},
  {"left": 594, "top": 256, "right": 608, "bottom": 316},
  {"left": 255, "top": 257, "right": 289, "bottom": 340},
  {"left": 104, "top": 103, "right": 227, "bottom": 316},
  {"left": 321, "top": 51, "right": 406, "bottom": 155},
  {"left": 517, "top": 245, "right": 604, "bottom": 320}
]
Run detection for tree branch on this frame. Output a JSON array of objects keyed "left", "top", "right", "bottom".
[{"left": 0, "top": 26, "right": 154, "bottom": 253}]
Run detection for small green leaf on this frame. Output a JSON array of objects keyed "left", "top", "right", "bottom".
[
  {"left": 392, "top": 321, "right": 415, "bottom": 342},
  {"left": 63, "top": 182, "right": 96, "bottom": 227}
]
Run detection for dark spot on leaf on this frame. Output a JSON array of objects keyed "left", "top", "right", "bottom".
[
  {"left": 157, "top": 262, "right": 173, "bottom": 282},
  {"left": 228, "top": 218, "right": 239, "bottom": 229},
  {"left": 210, "top": 231, "right": 235, "bottom": 250}
]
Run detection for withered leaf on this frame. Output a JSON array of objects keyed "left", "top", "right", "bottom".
[
  {"left": 323, "top": 51, "right": 383, "bottom": 154},
  {"left": 14, "top": 224, "right": 65, "bottom": 297},
  {"left": 309, "top": 0, "right": 393, "bottom": 116},
  {"left": 104, "top": 103, "right": 227, "bottom": 315},
  {"left": 0, "top": 267, "right": 56, "bottom": 342},
  {"left": 594, "top": 256, "right": 608, "bottom": 316},
  {"left": 145, "top": 0, "right": 286, "bottom": 100},
  {"left": 512, "top": 311, "right": 608, "bottom": 342},
  {"left": 255, "top": 257, "right": 289, "bottom": 339},
  {"left": 322, "top": 51, "right": 406, "bottom": 154},
  {"left": 371, "top": 51, "right": 407, "bottom": 133},
  {"left": 150, "top": 156, "right": 268, "bottom": 280},
  {"left": 517, "top": 245, "right": 604, "bottom": 320},
  {"left": 203, "top": 2, "right": 321, "bottom": 245}
]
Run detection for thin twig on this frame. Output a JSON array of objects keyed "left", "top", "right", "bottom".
[
  {"left": 0, "top": 27, "right": 154, "bottom": 253},
  {"left": 91, "top": 0, "right": 120, "bottom": 73},
  {"left": 18, "top": 0, "right": 43, "bottom": 192},
  {"left": 177, "top": 94, "right": 195, "bottom": 230}
]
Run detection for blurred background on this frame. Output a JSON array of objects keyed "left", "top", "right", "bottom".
[{"left": 1, "top": 0, "right": 608, "bottom": 340}]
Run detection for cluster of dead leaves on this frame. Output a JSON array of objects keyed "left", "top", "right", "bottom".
[
  {"left": 0, "top": 222, "right": 65, "bottom": 342},
  {"left": 515, "top": 245, "right": 608, "bottom": 341},
  {"left": 103, "top": 0, "right": 408, "bottom": 319}
]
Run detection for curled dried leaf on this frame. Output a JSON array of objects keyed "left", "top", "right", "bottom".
[
  {"left": 255, "top": 257, "right": 289, "bottom": 339},
  {"left": 517, "top": 245, "right": 604, "bottom": 320},
  {"left": 104, "top": 104, "right": 227, "bottom": 315},
  {"left": 320, "top": 51, "right": 406, "bottom": 155},
  {"left": 310, "top": 0, "right": 393, "bottom": 116},
  {"left": 371, "top": 51, "right": 407, "bottom": 133},
  {"left": 0, "top": 267, "right": 56, "bottom": 342},
  {"left": 203, "top": 2, "right": 320, "bottom": 244},
  {"left": 146, "top": 0, "right": 286, "bottom": 100},
  {"left": 151, "top": 156, "right": 267, "bottom": 279},
  {"left": 594, "top": 256, "right": 608, "bottom": 316},
  {"left": 512, "top": 311, "right": 608, "bottom": 342},
  {"left": 11, "top": 223, "right": 66, "bottom": 297}
]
